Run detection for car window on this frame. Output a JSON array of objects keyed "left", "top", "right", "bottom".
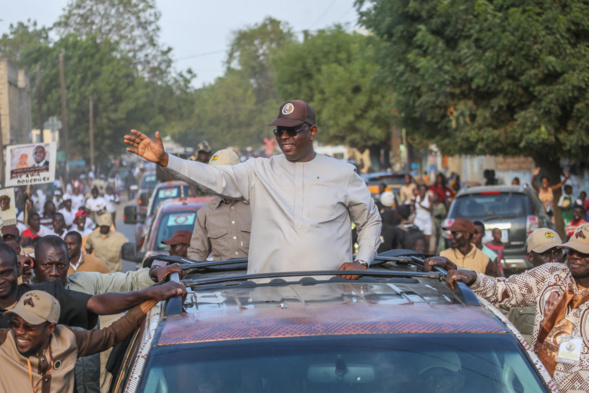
[
  {"left": 450, "top": 193, "right": 530, "bottom": 219},
  {"left": 141, "top": 175, "right": 158, "bottom": 191},
  {"left": 154, "top": 211, "right": 196, "bottom": 251},
  {"left": 139, "top": 334, "right": 549, "bottom": 393},
  {"left": 149, "top": 186, "right": 190, "bottom": 217}
]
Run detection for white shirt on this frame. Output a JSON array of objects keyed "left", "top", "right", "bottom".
[
  {"left": 85, "top": 196, "right": 107, "bottom": 212},
  {"left": 165, "top": 153, "right": 382, "bottom": 274},
  {"left": 70, "top": 194, "right": 85, "bottom": 212},
  {"left": 73, "top": 227, "right": 94, "bottom": 238},
  {"left": 58, "top": 208, "right": 76, "bottom": 228},
  {"left": 104, "top": 194, "right": 118, "bottom": 213}
]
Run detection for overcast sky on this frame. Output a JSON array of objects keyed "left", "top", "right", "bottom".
[{"left": 2, "top": 0, "right": 359, "bottom": 87}]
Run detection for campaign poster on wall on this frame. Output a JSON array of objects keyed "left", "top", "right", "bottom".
[
  {"left": 5, "top": 142, "right": 56, "bottom": 187},
  {"left": 0, "top": 188, "right": 16, "bottom": 227}
]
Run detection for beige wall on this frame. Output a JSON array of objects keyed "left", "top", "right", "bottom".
[{"left": 0, "top": 58, "right": 32, "bottom": 145}]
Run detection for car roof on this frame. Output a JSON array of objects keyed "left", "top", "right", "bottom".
[
  {"left": 158, "top": 280, "right": 506, "bottom": 346},
  {"left": 150, "top": 253, "right": 510, "bottom": 347},
  {"left": 157, "top": 196, "right": 214, "bottom": 213},
  {"left": 153, "top": 180, "right": 189, "bottom": 189},
  {"left": 456, "top": 185, "right": 529, "bottom": 196}
]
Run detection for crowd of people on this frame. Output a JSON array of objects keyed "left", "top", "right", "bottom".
[{"left": 1, "top": 98, "right": 589, "bottom": 392}]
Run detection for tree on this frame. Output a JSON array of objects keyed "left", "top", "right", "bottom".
[
  {"left": 226, "top": 17, "right": 295, "bottom": 104},
  {"left": 271, "top": 26, "right": 393, "bottom": 153},
  {"left": 177, "top": 70, "right": 279, "bottom": 150},
  {"left": 0, "top": 20, "right": 50, "bottom": 63},
  {"left": 357, "top": 0, "right": 589, "bottom": 171},
  {"left": 55, "top": 0, "right": 172, "bottom": 80},
  {"left": 20, "top": 34, "right": 154, "bottom": 161}
]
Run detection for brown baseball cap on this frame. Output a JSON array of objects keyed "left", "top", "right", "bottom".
[
  {"left": 560, "top": 224, "right": 589, "bottom": 254},
  {"left": 6, "top": 290, "right": 60, "bottom": 325},
  {"left": 162, "top": 229, "right": 192, "bottom": 246},
  {"left": 1, "top": 225, "right": 19, "bottom": 238},
  {"left": 527, "top": 228, "right": 562, "bottom": 253},
  {"left": 443, "top": 218, "right": 476, "bottom": 234},
  {"left": 267, "top": 100, "right": 316, "bottom": 128}
]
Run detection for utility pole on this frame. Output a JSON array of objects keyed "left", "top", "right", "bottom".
[
  {"left": 36, "top": 65, "right": 43, "bottom": 134},
  {"left": 89, "top": 96, "right": 94, "bottom": 171},
  {"left": 59, "top": 52, "right": 69, "bottom": 171}
]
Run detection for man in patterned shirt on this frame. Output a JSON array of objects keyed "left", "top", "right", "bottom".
[{"left": 425, "top": 224, "right": 589, "bottom": 393}]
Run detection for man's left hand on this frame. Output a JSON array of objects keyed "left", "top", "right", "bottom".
[
  {"left": 150, "top": 264, "right": 184, "bottom": 282},
  {"left": 337, "top": 262, "right": 367, "bottom": 280}
]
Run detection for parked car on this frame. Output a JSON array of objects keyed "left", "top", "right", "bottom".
[
  {"left": 443, "top": 184, "right": 555, "bottom": 275},
  {"left": 135, "top": 170, "right": 158, "bottom": 218},
  {"left": 108, "top": 250, "right": 557, "bottom": 393},
  {"left": 361, "top": 172, "right": 407, "bottom": 196},
  {"left": 121, "top": 196, "right": 213, "bottom": 265}
]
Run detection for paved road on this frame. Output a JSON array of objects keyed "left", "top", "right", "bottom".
[{"left": 115, "top": 193, "right": 140, "bottom": 272}]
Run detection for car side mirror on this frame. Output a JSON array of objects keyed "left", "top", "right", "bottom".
[
  {"left": 123, "top": 205, "right": 138, "bottom": 224},
  {"left": 121, "top": 242, "right": 140, "bottom": 263},
  {"left": 138, "top": 192, "right": 149, "bottom": 208}
]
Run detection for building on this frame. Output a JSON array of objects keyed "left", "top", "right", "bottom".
[{"left": 0, "top": 58, "right": 32, "bottom": 146}]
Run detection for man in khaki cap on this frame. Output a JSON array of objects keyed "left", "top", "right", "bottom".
[
  {"left": 188, "top": 150, "right": 252, "bottom": 261},
  {"left": 425, "top": 224, "right": 589, "bottom": 392},
  {"left": 508, "top": 228, "right": 564, "bottom": 344},
  {"left": 0, "top": 289, "right": 180, "bottom": 393},
  {"left": 84, "top": 213, "right": 128, "bottom": 272}
]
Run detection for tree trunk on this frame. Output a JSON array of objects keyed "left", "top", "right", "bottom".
[{"left": 533, "top": 157, "right": 565, "bottom": 239}]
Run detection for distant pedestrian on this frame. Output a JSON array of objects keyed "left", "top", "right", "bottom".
[
  {"left": 379, "top": 191, "right": 399, "bottom": 227},
  {"left": 51, "top": 212, "right": 68, "bottom": 239},
  {"left": 575, "top": 191, "right": 587, "bottom": 208},
  {"left": 58, "top": 194, "right": 76, "bottom": 228},
  {"left": 395, "top": 205, "right": 426, "bottom": 251},
  {"left": 70, "top": 187, "right": 85, "bottom": 212},
  {"left": 531, "top": 167, "right": 569, "bottom": 215},
  {"left": 413, "top": 184, "right": 433, "bottom": 253},
  {"left": 399, "top": 174, "right": 416, "bottom": 205},
  {"left": 511, "top": 177, "right": 520, "bottom": 186},
  {"left": 428, "top": 173, "right": 454, "bottom": 208},
  {"left": 84, "top": 213, "right": 128, "bottom": 272},
  {"left": 64, "top": 231, "right": 109, "bottom": 275},
  {"left": 473, "top": 221, "right": 503, "bottom": 276},
  {"left": 104, "top": 186, "right": 118, "bottom": 226},
  {"left": 565, "top": 206, "right": 587, "bottom": 239},
  {"left": 21, "top": 212, "right": 51, "bottom": 245},
  {"left": 485, "top": 228, "right": 505, "bottom": 261},
  {"left": 85, "top": 187, "right": 106, "bottom": 222},
  {"left": 39, "top": 200, "right": 56, "bottom": 229}
]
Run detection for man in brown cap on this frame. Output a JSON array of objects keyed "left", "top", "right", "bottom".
[
  {"left": 163, "top": 229, "right": 192, "bottom": 258},
  {"left": 187, "top": 150, "right": 251, "bottom": 261},
  {"left": 425, "top": 224, "right": 589, "bottom": 392},
  {"left": 0, "top": 289, "right": 179, "bottom": 393},
  {"left": 439, "top": 218, "right": 499, "bottom": 276},
  {"left": 124, "top": 100, "right": 381, "bottom": 279}
]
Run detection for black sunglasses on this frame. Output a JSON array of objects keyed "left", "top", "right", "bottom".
[{"left": 272, "top": 123, "right": 311, "bottom": 138}]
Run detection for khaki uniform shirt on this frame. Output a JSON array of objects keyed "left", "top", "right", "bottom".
[
  {"left": 440, "top": 244, "right": 490, "bottom": 274},
  {"left": 188, "top": 197, "right": 251, "bottom": 261},
  {"left": 165, "top": 153, "right": 381, "bottom": 274},
  {"left": 67, "top": 253, "right": 109, "bottom": 275},
  {"left": 472, "top": 263, "right": 589, "bottom": 392},
  {"left": 84, "top": 231, "right": 128, "bottom": 273},
  {"left": 399, "top": 183, "right": 416, "bottom": 204},
  {"left": 0, "top": 303, "right": 148, "bottom": 393}
]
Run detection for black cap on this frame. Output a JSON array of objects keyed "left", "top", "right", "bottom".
[{"left": 267, "top": 100, "right": 316, "bottom": 127}]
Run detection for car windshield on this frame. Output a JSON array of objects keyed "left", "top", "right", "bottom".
[
  {"left": 141, "top": 175, "right": 158, "bottom": 192},
  {"left": 138, "top": 334, "right": 549, "bottom": 393},
  {"left": 154, "top": 211, "right": 196, "bottom": 251},
  {"left": 149, "top": 186, "right": 190, "bottom": 217},
  {"left": 450, "top": 193, "right": 530, "bottom": 219}
]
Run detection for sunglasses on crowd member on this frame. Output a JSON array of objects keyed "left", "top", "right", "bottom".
[
  {"left": 567, "top": 249, "right": 589, "bottom": 259},
  {"left": 272, "top": 123, "right": 312, "bottom": 138},
  {"left": 537, "top": 248, "right": 564, "bottom": 259},
  {"left": 9, "top": 320, "right": 50, "bottom": 333}
]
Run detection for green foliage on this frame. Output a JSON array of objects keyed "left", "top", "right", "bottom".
[
  {"left": 0, "top": 20, "right": 50, "bottom": 64},
  {"left": 357, "top": 0, "right": 589, "bottom": 162},
  {"left": 272, "top": 26, "right": 392, "bottom": 150},
  {"left": 226, "top": 17, "right": 295, "bottom": 104},
  {"left": 177, "top": 70, "right": 279, "bottom": 150},
  {"left": 55, "top": 0, "right": 172, "bottom": 80}
]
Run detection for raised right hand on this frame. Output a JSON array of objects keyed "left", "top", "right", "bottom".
[
  {"left": 124, "top": 130, "right": 168, "bottom": 166},
  {"left": 533, "top": 167, "right": 541, "bottom": 176}
]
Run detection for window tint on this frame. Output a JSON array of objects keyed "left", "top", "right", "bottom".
[
  {"left": 450, "top": 193, "right": 530, "bottom": 219},
  {"left": 149, "top": 186, "right": 190, "bottom": 217},
  {"left": 139, "top": 334, "right": 549, "bottom": 393}
]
